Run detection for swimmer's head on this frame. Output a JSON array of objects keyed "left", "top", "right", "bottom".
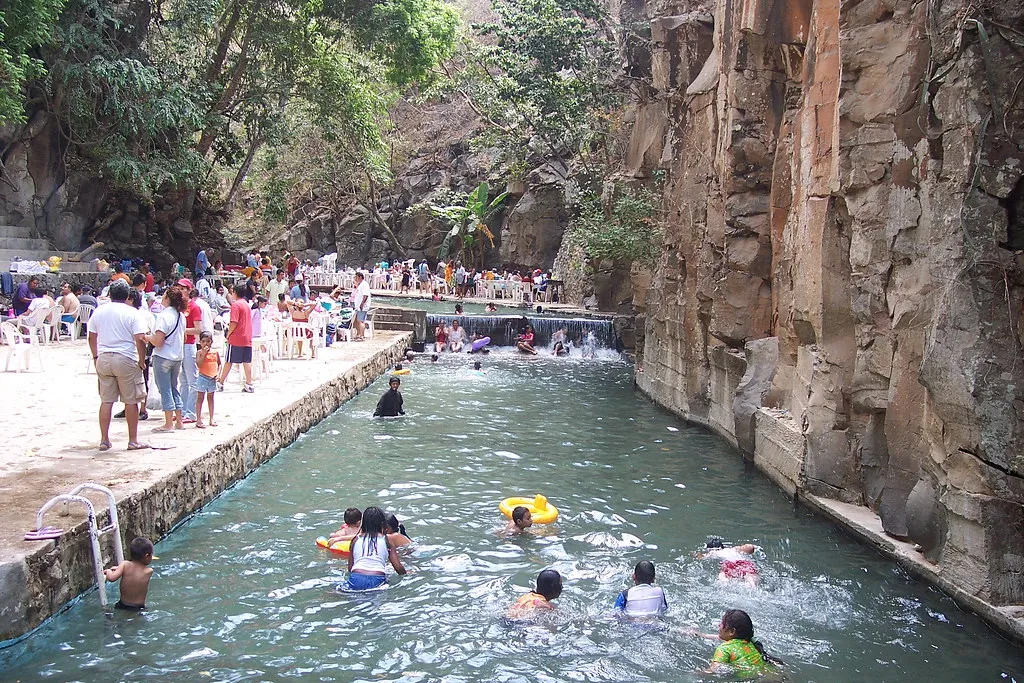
[
  {"left": 405, "top": 351, "right": 415, "bottom": 361},
  {"left": 633, "top": 560, "right": 655, "bottom": 584},
  {"left": 389, "top": 376, "right": 401, "bottom": 388},
  {"left": 474, "top": 361, "right": 482, "bottom": 370},
  {"left": 705, "top": 535, "right": 725, "bottom": 549},
  {"left": 129, "top": 536, "right": 154, "bottom": 562},
  {"left": 360, "top": 506, "right": 386, "bottom": 536},
  {"left": 536, "top": 569, "right": 563, "bottom": 600},
  {"left": 536, "top": 305, "right": 543, "bottom": 313},
  {"left": 385, "top": 513, "right": 408, "bottom": 538},
  {"left": 720, "top": 609, "right": 755, "bottom": 641},
  {"left": 431, "top": 354, "right": 439, "bottom": 362},
  {"left": 512, "top": 506, "right": 532, "bottom": 528},
  {"left": 344, "top": 507, "right": 362, "bottom": 526},
  {"left": 395, "top": 363, "right": 403, "bottom": 371}
]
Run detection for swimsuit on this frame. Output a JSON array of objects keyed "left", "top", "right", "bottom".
[
  {"left": 115, "top": 600, "right": 145, "bottom": 611},
  {"left": 712, "top": 639, "right": 770, "bottom": 676},
  {"left": 721, "top": 559, "right": 758, "bottom": 579}
]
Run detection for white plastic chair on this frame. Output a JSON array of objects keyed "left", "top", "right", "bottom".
[
  {"left": 75, "top": 304, "right": 95, "bottom": 339},
  {"left": 17, "top": 306, "right": 50, "bottom": 345},
  {"left": 287, "top": 321, "right": 314, "bottom": 358},
  {"left": 364, "top": 308, "right": 376, "bottom": 339},
  {"left": 42, "top": 305, "right": 63, "bottom": 343},
  {"left": 2, "top": 321, "right": 43, "bottom": 372}
]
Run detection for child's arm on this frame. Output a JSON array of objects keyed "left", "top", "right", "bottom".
[
  {"left": 387, "top": 539, "right": 407, "bottom": 575},
  {"left": 104, "top": 561, "right": 126, "bottom": 582},
  {"left": 196, "top": 347, "right": 208, "bottom": 364}
]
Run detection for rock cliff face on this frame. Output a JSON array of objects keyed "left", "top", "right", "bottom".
[{"left": 630, "top": 0, "right": 1024, "bottom": 611}]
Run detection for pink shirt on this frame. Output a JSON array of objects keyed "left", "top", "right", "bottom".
[{"left": 228, "top": 299, "right": 253, "bottom": 347}]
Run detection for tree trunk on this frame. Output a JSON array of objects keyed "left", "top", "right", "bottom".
[{"left": 224, "top": 135, "right": 263, "bottom": 208}]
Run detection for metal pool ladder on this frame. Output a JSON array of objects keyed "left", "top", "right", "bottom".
[{"left": 25, "top": 483, "right": 124, "bottom": 608}]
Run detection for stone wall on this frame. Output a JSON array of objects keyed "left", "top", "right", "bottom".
[{"left": 631, "top": 0, "right": 1024, "bottom": 623}]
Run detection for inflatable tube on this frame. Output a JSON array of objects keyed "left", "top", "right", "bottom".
[
  {"left": 392, "top": 369, "right": 412, "bottom": 376},
  {"left": 471, "top": 336, "right": 491, "bottom": 352},
  {"left": 499, "top": 493, "right": 559, "bottom": 525},
  {"left": 316, "top": 536, "right": 351, "bottom": 556}
]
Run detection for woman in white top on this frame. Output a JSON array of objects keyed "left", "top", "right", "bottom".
[
  {"left": 343, "top": 506, "right": 406, "bottom": 591},
  {"left": 147, "top": 287, "right": 188, "bottom": 432}
]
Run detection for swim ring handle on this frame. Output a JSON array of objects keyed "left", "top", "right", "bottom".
[{"left": 534, "top": 494, "right": 547, "bottom": 510}]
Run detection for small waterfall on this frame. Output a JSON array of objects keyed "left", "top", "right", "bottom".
[{"left": 426, "top": 314, "right": 615, "bottom": 348}]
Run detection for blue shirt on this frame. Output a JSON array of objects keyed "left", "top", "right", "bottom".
[
  {"left": 13, "top": 281, "right": 33, "bottom": 315},
  {"left": 290, "top": 284, "right": 308, "bottom": 301},
  {"left": 195, "top": 251, "right": 210, "bottom": 275}
]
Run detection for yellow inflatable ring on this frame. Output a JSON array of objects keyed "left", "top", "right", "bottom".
[
  {"left": 315, "top": 536, "right": 351, "bottom": 556},
  {"left": 392, "top": 369, "right": 411, "bottom": 375},
  {"left": 499, "top": 494, "right": 559, "bottom": 525}
]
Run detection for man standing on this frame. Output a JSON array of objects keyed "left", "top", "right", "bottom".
[
  {"left": 351, "top": 271, "right": 371, "bottom": 341},
  {"left": 373, "top": 376, "right": 405, "bottom": 417},
  {"left": 195, "top": 248, "right": 210, "bottom": 277},
  {"left": 190, "top": 287, "right": 214, "bottom": 336},
  {"left": 88, "top": 281, "right": 149, "bottom": 451},
  {"left": 267, "top": 269, "right": 289, "bottom": 306},
  {"left": 140, "top": 263, "right": 155, "bottom": 292},
  {"left": 178, "top": 278, "right": 200, "bottom": 423},
  {"left": 218, "top": 283, "right": 254, "bottom": 393},
  {"left": 455, "top": 262, "right": 467, "bottom": 299},
  {"left": 13, "top": 275, "right": 39, "bottom": 315}
]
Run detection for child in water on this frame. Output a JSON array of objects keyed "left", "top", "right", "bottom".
[
  {"left": 614, "top": 560, "right": 668, "bottom": 616},
  {"left": 329, "top": 507, "right": 362, "bottom": 545},
  {"left": 104, "top": 536, "right": 155, "bottom": 610},
  {"left": 707, "top": 609, "right": 780, "bottom": 676},
  {"left": 701, "top": 536, "right": 759, "bottom": 587},
  {"left": 385, "top": 513, "right": 412, "bottom": 548},
  {"left": 505, "top": 506, "right": 533, "bottom": 535},
  {"left": 343, "top": 506, "right": 407, "bottom": 591},
  {"left": 508, "top": 569, "right": 562, "bottom": 617}
]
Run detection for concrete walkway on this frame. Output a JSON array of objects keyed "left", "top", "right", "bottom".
[{"left": 0, "top": 332, "right": 410, "bottom": 640}]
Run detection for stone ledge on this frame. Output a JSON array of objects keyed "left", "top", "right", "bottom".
[
  {"left": 753, "top": 408, "right": 804, "bottom": 497},
  {"left": 802, "top": 494, "right": 1024, "bottom": 647},
  {"left": 0, "top": 333, "right": 410, "bottom": 643}
]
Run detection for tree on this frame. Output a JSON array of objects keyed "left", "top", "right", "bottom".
[
  {"left": 415, "top": 181, "right": 509, "bottom": 268},
  {"left": 0, "top": 0, "right": 65, "bottom": 124}
]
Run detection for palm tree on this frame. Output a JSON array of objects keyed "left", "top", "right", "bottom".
[{"left": 434, "top": 181, "right": 509, "bottom": 269}]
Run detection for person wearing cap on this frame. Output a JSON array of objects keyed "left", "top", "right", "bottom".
[
  {"left": 177, "top": 278, "right": 201, "bottom": 423},
  {"left": 88, "top": 280, "right": 149, "bottom": 451},
  {"left": 373, "top": 376, "right": 405, "bottom": 417}
]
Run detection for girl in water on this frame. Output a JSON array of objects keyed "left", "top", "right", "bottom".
[
  {"left": 385, "top": 513, "right": 412, "bottom": 548},
  {"left": 508, "top": 569, "right": 562, "bottom": 618},
  {"left": 706, "top": 609, "right": 780, "bottom": 676},
  {"left": 342, "top": 506, "right": 407, "bottom": 591}
]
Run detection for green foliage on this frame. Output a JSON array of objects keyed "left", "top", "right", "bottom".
[
  {"left": 411, "top": 181, "right": 509, "bottom": 261},
  {"left": 567, "top": 186, "right": 662, "bottom": 266},
  {"left": 447, "top": 0, "right": 620, "bottom": 173},
  {"left": 0, "top": 0, "right": 66, "bottom": 124}
]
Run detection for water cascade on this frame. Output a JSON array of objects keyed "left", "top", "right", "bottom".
[{"left": 425, "top": 314, "right": 615, "bottom": 347}]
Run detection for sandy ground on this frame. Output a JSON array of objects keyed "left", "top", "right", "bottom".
[{"left": 0, "top": 333, "right": 406, "bottom": 564}]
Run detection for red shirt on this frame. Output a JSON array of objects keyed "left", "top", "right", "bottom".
[
  {"left": 286, "top": 257, "right": 299, "bottom": 277},
  {"left": 184, "top": 299, "right": 201, "bottom": 344},
  {"left": 228, "top": 299, "right": 253, "bottom": 347},
  {"left": 144, "top": 273, "right": 155, "bottom": 292}
]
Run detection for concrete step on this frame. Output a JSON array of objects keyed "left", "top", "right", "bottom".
[
  {"left": 0, "top": 225, "right": 35, "bottom": 239},
  {"left": 0, "top": 237, "right": 52, "bottom": 251},
  {"left": 375, "top": 321, "right": 418, "bottom": 333}
]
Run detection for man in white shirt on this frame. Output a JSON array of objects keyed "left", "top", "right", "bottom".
[
  {"left": 267, "top": 269, "right": 289, "bottom": 307},
  {"left": 190, "top": 288, "right": 214, "bottom": 334},
  {"left": 351, "top": 271, "right": 371, "bottom": 340},
  {"left": 87, "top": 281, "right": 149, "bottom": 451}
]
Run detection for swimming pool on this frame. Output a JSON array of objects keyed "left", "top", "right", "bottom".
[{"left": 2, "top": 356, "right": 1021, "bottom": 681}]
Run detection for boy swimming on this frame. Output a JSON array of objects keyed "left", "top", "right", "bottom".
[
  {"left": 504, "top": 506, "right": 533, "bottom": 535},
  {"left": 614, "top": 560, "right": 668, "bottom": 616},
  {"left": 508, "top": 569, "right": 562, "bottom": 618},
  {"left": 701, "top": 536, "right": 759, "bottom": 587},
  {"left": 104, "top": 536, "right": 155, "bottom": 610}
]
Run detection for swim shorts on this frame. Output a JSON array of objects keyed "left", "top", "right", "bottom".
[
  {"left": 721, "top": 559, "right": 758, "bottom": 579},
  {"left": 115, "top": 600, "right": 145, "bottom": 611},
  {"left": 341, "top": 573, "right": 387, "bottom": 591}
]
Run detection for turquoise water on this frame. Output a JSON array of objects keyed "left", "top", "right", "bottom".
[{"left": 3, "top": 354, "right": 1023, "bottom": 682}]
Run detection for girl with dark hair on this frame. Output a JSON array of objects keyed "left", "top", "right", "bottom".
[
  {"left": 707, "top": 609, "right": 780, "bottom": 676},
  {"left": 147, "top": 286, "right": 188, "bottom": 432},
  {"left": 384, "top": 513, "right": 412, "bottom": 548},
  {"left": 342, "top": 506, "right": 407, "bottom": 591},
  {"left": 508, "top": 569, "right": 562, "bottom": 618}
]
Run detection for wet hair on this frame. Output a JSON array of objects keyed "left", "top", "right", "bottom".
[
  {"left": 395, "top": 363, "right": 403, "bottom": 371},
  {"left": 721, "top": 609, "right": 782, "bottom": 665},
  {"left": 431, "top": 354, "right": 438, "bottom": 362},
  {"left": 512, "top": 506, "right": 530, "bottom": 526},
  {"left": 536, "top": 305, "right": 543, "bottom": 313},
  {"left": 634, "top": 560, "right": 655, "bottom": 584},
  {"left": 343, "top": 507, "right": 362, "bottom": 525},
  {"left": 454, "top": 304, "right": 463, "bottom": 314},
  {"left": 473, "top": 361, "right": 482, "bottom": 370},
  {"left": 129, "top": 536, "right": 154, "bottom": 561},
  {"left": 385, "top": 513, "right": 409, "bottom": 539},
  {"left": 199, "top": 331, "right": 213, "bottom": 343},
  {"left": 536, "top": 569, "right": 563, "bottom": 600},
  {"left": 358, "top": 506, "right": 387, "bottom": 556},
  {"left": 109, "top": 281, "right": 131, "bottom": 302},
  {"left": 706, "top": 535, "right": 725, "bottom": 549}
]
